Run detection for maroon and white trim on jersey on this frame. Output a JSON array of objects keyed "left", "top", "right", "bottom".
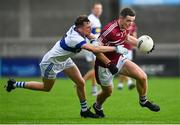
[{"left": 96, "top": 20, "right": 130, "bottom": 67}]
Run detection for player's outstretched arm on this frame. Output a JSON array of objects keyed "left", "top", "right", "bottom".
[
  {"left": 94, "top": 53, "right": 110, "bottom": 65},
  {"left": 81, "top": 43, "right": 119, "bottom": 75},
  {"left": 81, "top": 43, "right": 116, "bottom": 53},
  {"left": 81, "top": 43, "right": 128, "bottom": 55},
  {"left": 126, "top": 34, "right": 138, "bottom": 47}
]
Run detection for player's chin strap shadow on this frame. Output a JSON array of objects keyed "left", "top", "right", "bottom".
[{"left": 147, "top": 44, "right": 155, "bottom": 54}]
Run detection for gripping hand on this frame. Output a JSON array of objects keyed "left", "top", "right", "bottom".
[{"left": 115, "top": 45, "right": 128, "bottom": 55}]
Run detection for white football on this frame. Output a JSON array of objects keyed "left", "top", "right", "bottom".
[{"left": 137, "top": 35, "right": 154, "bottom": 53}]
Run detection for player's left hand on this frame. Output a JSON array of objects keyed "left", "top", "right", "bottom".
[
  {"left": 147, "top": 45, "right": 155, "bottom": 54},
  {"left": 115, "top": 45, "right": 128, "bottom": 55}
]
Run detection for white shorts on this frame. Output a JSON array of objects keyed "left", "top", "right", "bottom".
[
  {"left": 39, "top": 58, "right": 75, "bottom": 79},
  {"left": 95, "top": 57, "right": 127, "bottom": 86}
]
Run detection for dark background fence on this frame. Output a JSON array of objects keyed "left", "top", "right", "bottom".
[{"left": 0, "top": 0, "right": 180, "bottom": 77}]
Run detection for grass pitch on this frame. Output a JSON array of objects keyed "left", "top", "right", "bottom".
[{"left": 0, "top": 77, "right": 180, "bottom": 124}]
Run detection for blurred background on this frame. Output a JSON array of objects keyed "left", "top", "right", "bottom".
[{"left": 0, "top": 0, "right": 180, "bottom": 77}]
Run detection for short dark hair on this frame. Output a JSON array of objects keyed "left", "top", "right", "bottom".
[
  {"left": 120, "top": 8, "right": 136, "bottom": 17},
  {"left": 74, "top": 15, "right": 90, "bottom": 27},
  {"left": 91, "top": 2, "right": 102, "bottom": 9}
]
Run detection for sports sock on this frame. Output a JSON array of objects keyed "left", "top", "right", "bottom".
[
  {"left": 80, "top": 100, "right": 88, "bottom": 112},
  {"left": 92, "top": 85, "right": 97, "bottom": 93},
  {"left": 117, "top": 82, "right": 123, "bottom": 88},
  {"left": 13, "top": 82, "right": 26, "bottom": 88},
  {"left": 127, "top": 79, "right": 133, "bottom": 86},
  {"left": 139, "top": 95, "right": 148, "bottom": 104},
  {"left": 95, "top": 102, "right": 102, "bottom": 110}
]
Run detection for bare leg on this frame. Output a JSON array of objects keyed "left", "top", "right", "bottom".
[
  {"left": 94, "top": 60, "right": 160, "bottom": 113},
  {"left": 83, "top": 61, "right": 97, "bottom": 95},
  {"left": 96, "top": 85, "right": 113, "bottom": 108},
  {"left": 91, "top": 71, "right": 96, "bottom": 86},
  {"left": 24, "top": 78, "right": 55, "bottom": 92},
  {"left": 93, "top": 85, "right": 112, "bottom": 118},
  {"left": 64, "top": 65, "right": 86, "bottom": 102},
  {"left": 83, "top": 61, "right": 97, "bottom": 86},
  {"left": 83, "top": 69, "right": 95, "bottom": 82},
  {"left": 120, "top": 60, "right": 147, "bottom": 96},
  {"left": 120, "top": 60, "right": 160, "bottom": 112},
  {"left": 64, "top": 65, "right": 100, "bottom": 117}
]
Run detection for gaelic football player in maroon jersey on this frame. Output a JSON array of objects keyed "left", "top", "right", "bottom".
[{"left": 93, "top": 8, "right": 160, "bottom": 118}]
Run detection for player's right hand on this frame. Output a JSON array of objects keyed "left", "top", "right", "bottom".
[
  {"left": 107, "top": 62, "right": 118, "bottom": 75},
  {"left": 115, "top": 45, "right": 128, "bottom": 55}
]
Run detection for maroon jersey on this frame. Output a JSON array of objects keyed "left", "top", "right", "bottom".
[
  {"left": 96, "top": 20, "right": 130, "bottom": 67},
  {"left": 124, "top": 22, "right": 137, "bottom": 50}
]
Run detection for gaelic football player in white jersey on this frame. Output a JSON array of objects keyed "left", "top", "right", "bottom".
[
  {"left": 83, "top": 2, "right": 102, "bottom": 96},
  {"left": 5, "top": 15, "right": 129, "bottom": 118}
]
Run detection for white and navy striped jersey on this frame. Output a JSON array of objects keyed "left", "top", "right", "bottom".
[
  {"left": 42, "top": 25, "right": 87, "bottom": 63},
  {"left": 88, "top": 13, "right": 101, "bottom": 39}
]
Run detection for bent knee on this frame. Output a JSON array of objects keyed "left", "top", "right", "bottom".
[
  {"left": 42, "top": 78, "right": 55, "bottom": 92},
  {"left": 75, "top": 80, "right": 85, "bottom": 88},
  {"left": 43, "top": 87, "right": 51, "bottom": 92},
  {"left": 41, "top": 84, "right": 52, "bottom": 92},
  {"left": 102, "top": 88, "right": 112, "bottom": 97},
  {"left": 106, "top": 92, "right": 112, "bottom": 97},
  {"left": 138, "top": 73, "right": 147, "bottom": 82}
]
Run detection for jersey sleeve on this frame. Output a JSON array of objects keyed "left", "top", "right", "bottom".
[{"left": 68, "top": 36, "right": 86, "bottom": 49}]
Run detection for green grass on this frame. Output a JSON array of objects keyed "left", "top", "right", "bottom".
[{"left": 0, "top": 77, "right": 180, "bottom": 124}]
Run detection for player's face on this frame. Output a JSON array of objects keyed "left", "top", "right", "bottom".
[
  {"left": 81, "top": 22, "right": 92, "bottom": 36},
  {"left": 121, "top": 15, "right": 135, "bottom": 29},
  {"left": 92, "top": 4, "right": 103, "bottom": 17}
]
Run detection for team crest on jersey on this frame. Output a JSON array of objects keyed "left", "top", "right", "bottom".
[
  {"left": 92, "top": 27, "right": 101, "bottom": 34},
  {"left": 95, "top": 28, "right": 101, "bottom": 33}
]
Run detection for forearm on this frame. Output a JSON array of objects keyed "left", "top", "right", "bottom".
[
  {"left": 127, "top": 35, "right": 138, "bottom": 47},
  {"left": 94, "top": 53, "right": 119, "bottom": 75},
  {"left": 93, "top": 45, "right": 116, "bottom": 53},
  {"left": 94, "top": 53, "right": 111, "bottom": 65}
]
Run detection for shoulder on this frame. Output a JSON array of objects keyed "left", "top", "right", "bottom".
[
  {"left": 88, "top": 13, "right": 100, "bottom": 23},
  {"left": 88, "top": 13, "right": 95, "bottom": 20},
  {"left": 69, "top": 26, "right": 84, "bottom": 39},
  {"left": 101, "top": 20, "right": 118, "bottom": 36},
  {"left": 106, "top": 20, "right": 118, "bottom": 27},
  {"left": 70, "top": 35, "right": 85, "bottom": 43}
]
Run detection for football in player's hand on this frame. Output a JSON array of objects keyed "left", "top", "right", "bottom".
[{"left": 137, "top": 35, "right": 154, "bottom": 53}]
